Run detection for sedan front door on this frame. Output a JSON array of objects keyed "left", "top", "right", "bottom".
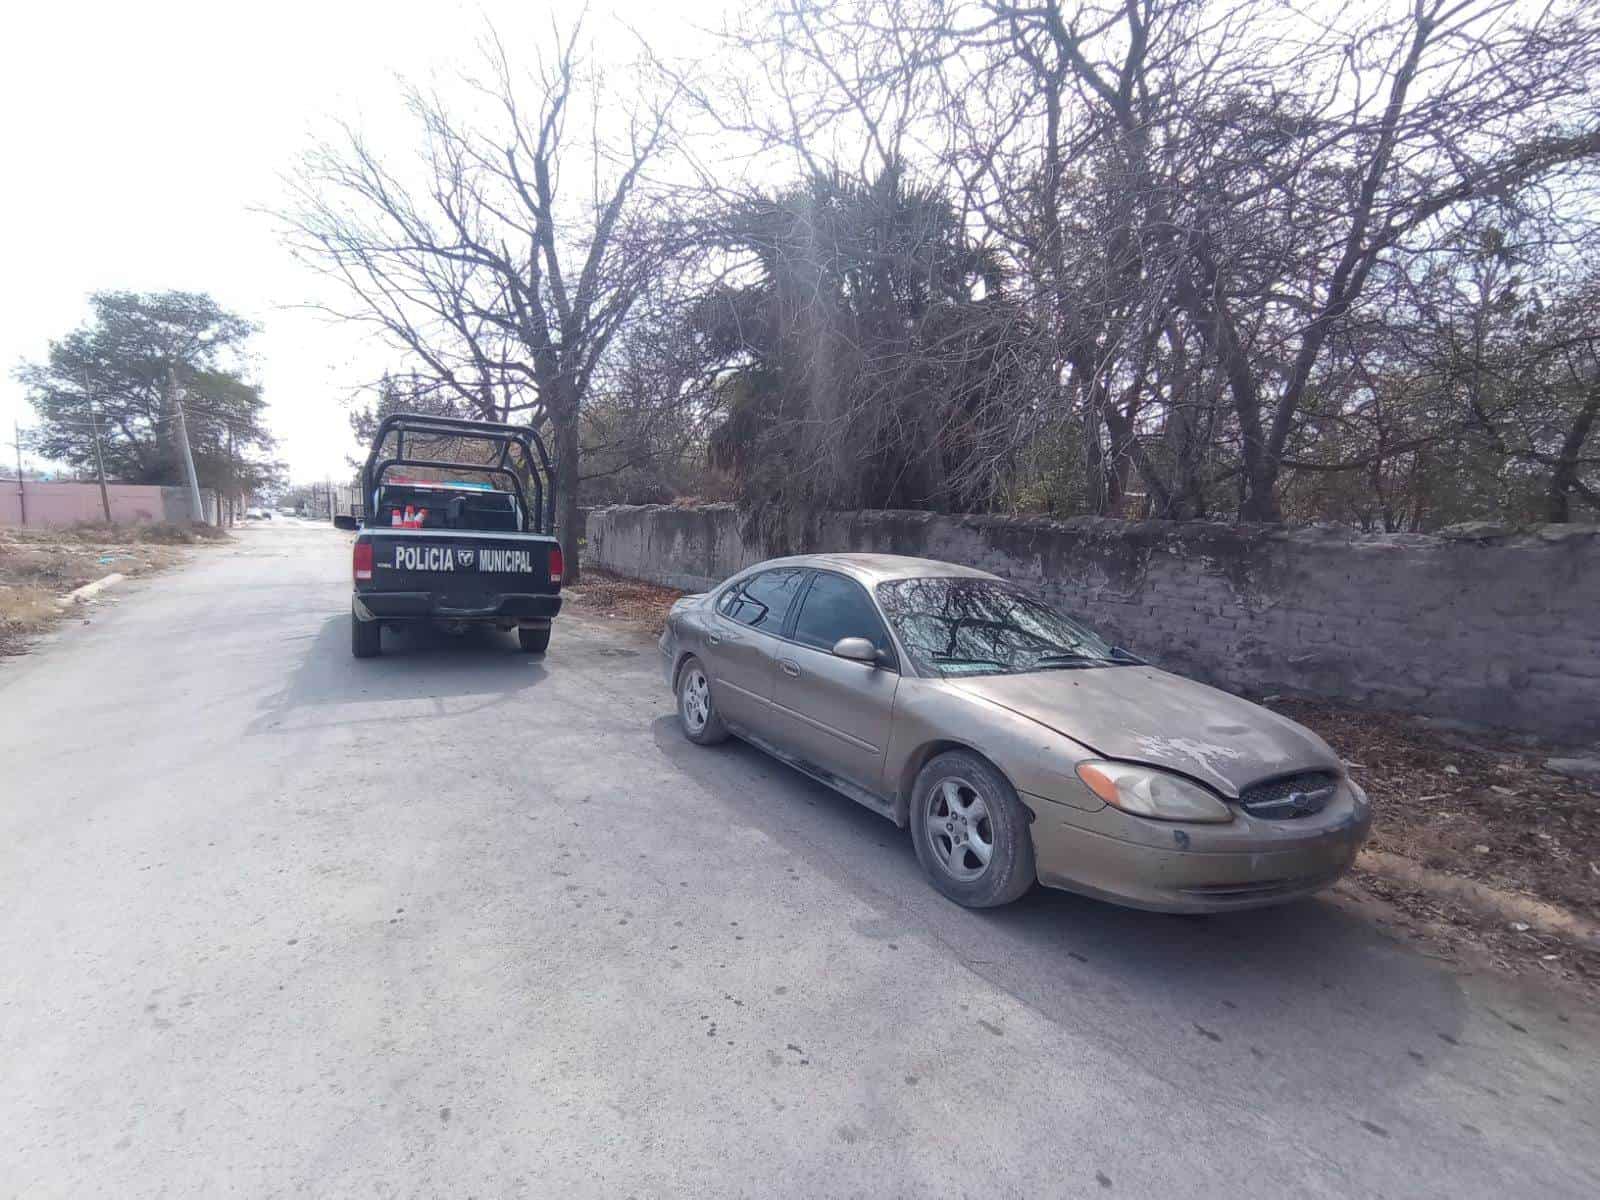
[{"left": 767, "top": 571, "right": 900, "bottom": 797}]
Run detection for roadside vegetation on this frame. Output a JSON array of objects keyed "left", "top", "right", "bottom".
[
  {"left": 18, "top": 6, "right": 1591, "bottom": 559},
  {"left": 274, "top": 1, "right": 1597, "bottom": 548},
  {"left": 16, "top": 290, "right": 283, "bottom": 525},
  {"left": 0, "top": 523, "right": 226, "bottom": 656}
]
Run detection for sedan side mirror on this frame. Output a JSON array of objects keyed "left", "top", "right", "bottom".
[
  {"left": 832, "top": 636, "right": 879, "bottom": 665},
  {"left": 333, "top": 514, "right": 360, "bottom": 531}
]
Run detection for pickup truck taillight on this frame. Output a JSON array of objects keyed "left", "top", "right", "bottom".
[
  {"left": 548, "top": 545, "right": 564, "bottom": 585},
  {"left": 353, "top": 541, "right": 373, "bottom": 582}
]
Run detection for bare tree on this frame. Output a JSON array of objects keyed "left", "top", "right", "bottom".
[
  {"left": 1179, "top": 0, "right": 1600, "bottom": 518},
  {"left": 280, "top": 17, "right": 684, "bottom": 578},
  {"left": 734, "top": 0, "right": 1600, "bottom": 522}
]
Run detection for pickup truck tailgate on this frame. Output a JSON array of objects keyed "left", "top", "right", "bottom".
[{"left": 355, "top": 529, "right": 562, "bottom": 619}]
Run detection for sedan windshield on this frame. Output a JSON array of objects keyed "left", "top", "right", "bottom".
[{"left": 875, "top": 577, "right": 1131, "bottom": 677}]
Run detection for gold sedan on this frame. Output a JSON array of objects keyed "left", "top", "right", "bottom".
[{"left": 660, "top": 554, "right": 1372, "bottom": 911}]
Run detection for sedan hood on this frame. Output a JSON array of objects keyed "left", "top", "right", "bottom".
[{"left": 947, "top": 667, "right": 1341, "bottom": 797}]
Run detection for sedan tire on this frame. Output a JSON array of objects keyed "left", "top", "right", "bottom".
[
  {"left": 911, "top": 750, "right": 1036, "bottom": 908},
  {"left": 676, "top": 656, "right": 729, "bottom": 745}
]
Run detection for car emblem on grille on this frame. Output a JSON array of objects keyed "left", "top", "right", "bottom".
[
  {"left": 1243, "top": 784, "right": 1334, "bottom": 818},
  {"left": 456, "top": 548, "right": 475, "bottom": 568}
]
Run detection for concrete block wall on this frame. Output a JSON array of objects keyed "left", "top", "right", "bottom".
[
  {"left": 586, "top": 504, "right": 1600, "bottom": 742},
  {"left": 0, "top": 480, "right": 215, "bottom": 528}
]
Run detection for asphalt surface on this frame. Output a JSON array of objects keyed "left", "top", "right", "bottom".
[{"left": 1, "top": 522, "right": 1596, "bottom": 1198}]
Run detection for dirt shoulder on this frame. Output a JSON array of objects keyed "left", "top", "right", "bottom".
[
  {"left": 562, "top": 568, "right": 686, "bottom": 630},
  {"left": 0, "top": 522, "right": 229, "bottom": 656},
  {"left": 568, "top": 566, "right": 1600, "bottom": 999},
  {"left": 1271, "top": 698, "right": 1599, "bottom": 998}
]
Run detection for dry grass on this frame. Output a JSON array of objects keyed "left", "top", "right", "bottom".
[
  {"left": 0, "top": 523, "right": 223, "bottom": 656},
  {"left": 0, "top": 584, "right": 61, "bottom": 653},
  {"left": 52, "top": 520, "right": 231, "bottom": 546}
]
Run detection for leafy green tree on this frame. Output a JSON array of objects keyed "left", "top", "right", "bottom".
[{"left": 18, "top": 291, "right": 278, "bottom": 500}]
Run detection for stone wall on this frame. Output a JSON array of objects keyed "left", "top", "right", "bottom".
[{"left": 586, "top": 504, "right": 1600, "bottom": 742}]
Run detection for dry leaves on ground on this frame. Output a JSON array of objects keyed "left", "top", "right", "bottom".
[
  {"left": 1271, "top": 699, "right": 1599, "bottom": 996},
  {"left": 563, "top": 569, "right": 684, "bottom": 629},
  {"left": 1272, "top": 699, "right": 1599, "bottom": 922}
]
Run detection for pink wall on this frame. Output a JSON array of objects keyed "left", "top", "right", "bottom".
[{"left": 0, "top": 480, "right": 214, "bottom": 528}]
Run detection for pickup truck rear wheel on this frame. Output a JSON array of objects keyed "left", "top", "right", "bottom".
[
  {"left": 518, "top": 624, "right": 551, "bottom": 653},
  {"left": 351, "top": 608, "right": 381, "bottom": 658}
]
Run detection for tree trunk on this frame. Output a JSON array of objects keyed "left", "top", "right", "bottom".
[
  {"left": 1176, "top": 261, "right": 1284, "bottom": 523},
  {"left": 1103, "top": 400, "right": 1172, "bottom": 518},
  {"left": 1546, "top": 383, "right": 1599, "bottom": 524},
  {"left": 553, "top": 413, "right": 583, "bottom": 584},
  {"left": 1239, "top": 462, "right": 1283, "bottom": 523},
  {"left": 1079, "top": 376, "right": 1133, "bottom": 516}
]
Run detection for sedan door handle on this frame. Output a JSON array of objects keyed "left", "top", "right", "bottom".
[{"left": 779, "top": 658, "right": 800, "bottom": 677}]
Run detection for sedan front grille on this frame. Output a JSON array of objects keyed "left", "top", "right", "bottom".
[{"left": 1237, "top": 771, "right": 1340, "bottom": 820}]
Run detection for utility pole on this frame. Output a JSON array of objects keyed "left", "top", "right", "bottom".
[
  {"left": 85, "top": 371, "right": 113, "bottom": 523},
  {"left": 9, "top": 420, "right": 24, "bottom": 527},
  {"left": 169, "top": 369, "right": 205, "bottom": 523}
]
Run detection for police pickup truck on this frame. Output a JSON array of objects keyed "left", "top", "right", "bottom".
[{"left": 334, "top": 413, "right": 563, "bottom": 658}]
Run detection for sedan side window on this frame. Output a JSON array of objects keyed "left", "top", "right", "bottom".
[
  {"left": 721, "top": 568, "right": 805, "bottom": 634},
  {"left": 791, "top": 572, "right": 893, "bottom": 660}
]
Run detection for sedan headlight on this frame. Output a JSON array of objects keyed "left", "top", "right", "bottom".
[{"left": 1075, "top": 761, "right": 1234, "bottom": 824}]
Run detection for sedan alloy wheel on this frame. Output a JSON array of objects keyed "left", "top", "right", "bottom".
[
  {"left": 681, "top": 666, "right": 711, "bottom": 732},
  {"left": 926, "top": 778, "right": 994, "bottom": 882},
  {"left": 910, "top": 750, "right": 1036, "bottom": 908},
  {"left": 676, "top": 656, "right": 728, "bottom": 745}
]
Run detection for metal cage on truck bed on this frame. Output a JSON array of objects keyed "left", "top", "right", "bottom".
[{"left": 353, "top": 413, "right": 556, "bottom": 535}]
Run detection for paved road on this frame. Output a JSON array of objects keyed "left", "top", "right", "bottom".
[{"left": 1, "top": 523, "right": 1595, "bottom": 1198}]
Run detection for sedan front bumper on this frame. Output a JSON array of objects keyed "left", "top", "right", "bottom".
[{"left": 1022, "top": 781, "right": 1372, "bottom": 913}]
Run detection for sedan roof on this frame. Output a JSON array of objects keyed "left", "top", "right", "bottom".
[{"left": 760, "top": 552, "right": 1002, "bottom": 586}]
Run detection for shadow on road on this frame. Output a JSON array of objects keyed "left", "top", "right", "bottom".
[
  {"left": 650, "top": 714, "right": 1484, "bottom": 1107},
  {"left": 246, "top": 614, "right": 549, "bottom": 735}
]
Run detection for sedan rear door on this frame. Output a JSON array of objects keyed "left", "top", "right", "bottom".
[
  {"left": 703, "top": 568, "right": 807, "bottom": 735},
  {"left": 767, "top": 570, "right": 900, "bottom": 797}
]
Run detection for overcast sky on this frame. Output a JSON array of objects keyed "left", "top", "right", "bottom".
[{"left": 0, "top": 0, "right": 726, "bottom": 482}]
